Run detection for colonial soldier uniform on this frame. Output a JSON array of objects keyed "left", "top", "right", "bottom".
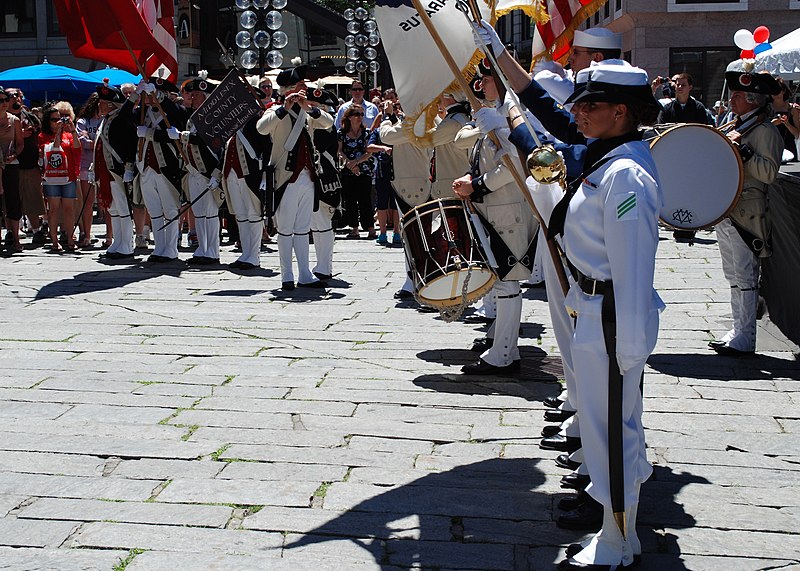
[
  {"left": 256, "top": 63, "right": 334, "bottom": 290},
  {"left": 169, "top": 73, "right": 223, "bottom": 266},
  {"left": 222, "top": 96, "right": 271, "bottom": 271},
  {"left": 93, "top": 81, "right": 138, "bottom": 260},
  {"left": 453, "top": 73, "right": 538, "bottom": 374},
  {"left": 709, "top": 62, "right": 783, "bottom": 356},
  {"left": 429, "top": 94, "right": 471, "bottom": 200},
  {"left": 378, "top": 113, "right": 434, "bottom": 299},
  {"left": 551, "top": 64, "right": 663, "bottom": 571},
  {"left": 309, "top": 88, "right": 343, "bottom": 281},
  {"left": 135, "top": 75, "right": 189, "bottom": 263}
]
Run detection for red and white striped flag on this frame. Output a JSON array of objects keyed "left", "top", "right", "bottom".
[
  {"left": 500, "top": 0, "right": 608, "bottom": 65},
  {"left": 137, "top": 0, "right": 178, "bottom": 81}
]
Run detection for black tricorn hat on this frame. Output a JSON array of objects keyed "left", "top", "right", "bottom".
[
  {"left": 469, "top": 74, "right": 485, "bottom": 101},
  {"left": 276, "top": 65, "right": 307, "bottom": 88},
  {"left": 725, "top": 61, "right": 781, "bottom": 95},
  {"left": 183, "top": 73, "right": 216, "bottom": 94},
  {"left": 147, "top": 75, "right": 179, "bottom": 93},
  {"left": 307, "top": 87, "right": 338, "bottom": 108},
  {"left": 96, "top": 81, "right": 125, "bottom": 103}
]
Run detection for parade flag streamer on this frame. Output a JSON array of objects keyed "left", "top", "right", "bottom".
[
  {"left": 517, "top": 0, "right": 609, "bottom": 65},
  {"left": 53, "top": 0, "right": 178, "bottom": 81},
  {"left": 373, "top": 0, "right": 494, "bottom": 143}
]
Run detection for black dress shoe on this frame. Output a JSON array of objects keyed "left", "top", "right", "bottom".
[
  {"left": 461, "top": 358, "right": 520, "bottom": 376},
  {"left": 555, "top": 453, "right": 582, "bottom": 471},
  {"left": 394, "top": 289, "right": 414, "bottom": 300},
  {"left": 313, "top": 272, "right": 333, "bottom": 280},
  {"left": 560, "top": 473, "right": 591, "bottom": 490},
  {"left": 542, "top": 425, "right": 561, "bottom": 438},
  {"left": 470, "top": 337, "right": 493, "bottom": 352},
  {"left": 711, "top": 344, "right": 756, "bottom": 357},
  {"left": 544, "top": 408, "right": 577, "bottom": 423},
  {"left": 558, "top": 490, "right": 591, "bottom": 511},
  {"left": 282, "top": 281, "right": 295, "bottom": 291},
  {"left": 229, "top": 260, "right": 244, "bottom": 269},
  {"left": 298, "top": 280, "right": 327, "bottom": 288},
  {"left": 100, "top": 252, "right": 134, "bottom": 260},
  {"left": 556, "top": 497, "right": 603, "bottom": 530},
  {"left": 540, "top": 434, "right": 582, "bottom": 452},
  {"left": 187, "top": 256, "right": 203, "bottom": 265},
  {"left": 558, "top": 556, "right": 634, "bottom": 570},
  {"left": 235, "top": 262, "right": 259, "bottom": 270},
  {"left": 707, "top": 339, "right": 726, "bottom": 348},
  {"left": 543, "top": 396, "right": 564, "bottom": 409},
  {"left": 192, "top": 256, "right": 218, "bottom": 266}
]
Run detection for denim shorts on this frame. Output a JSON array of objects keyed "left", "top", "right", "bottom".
[{"left": 43, "top": 181, "right": 78, "bottom": 199}]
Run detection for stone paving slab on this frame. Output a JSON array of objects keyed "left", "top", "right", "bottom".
[{"left": 1, "top": 226, "right": 799, "bottom": 570}]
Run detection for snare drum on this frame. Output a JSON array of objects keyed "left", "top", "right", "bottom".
[
  {"left": 401, "top": 198, "right": 496, "bottom": 308},
  {"left": 646, "top": 123, "right": 743, "bottom": 230}
]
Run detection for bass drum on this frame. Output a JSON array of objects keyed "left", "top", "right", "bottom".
[
  {"left": 646, "top": 123, "right": 743, "bottom": 230},
  {"left": 401, "top": 198, "right": 496, "bottom": 309}
]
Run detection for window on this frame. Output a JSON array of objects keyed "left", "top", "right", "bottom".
[
  {"left": 669, "top": 47, "right": 739, "bottom": 106},
  {"left": 0, "top": 0, "right": 36, "bottom": 36},
  {"left": 604, "top": 1, "right": 610, "bottom": 19},
  {"left": 667, "top": 0, "right": 747, "bottom": 12}
]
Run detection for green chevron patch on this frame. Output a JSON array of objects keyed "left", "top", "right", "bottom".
[{"left": 616, "top": 193, "right": 637, "bottom": 220}]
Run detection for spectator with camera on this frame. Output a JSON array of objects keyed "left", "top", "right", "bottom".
[
  {"left": 38, "top": 105, "right": 81, "bottom": 253},
  {"left": 656, "top": 73, "right": 715, "bottom": 125}
]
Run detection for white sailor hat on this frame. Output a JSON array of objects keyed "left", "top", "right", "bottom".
[
  {"left": 565, "top": 61, "right": 659, "bottom": 111},
  {"left": 573, "top": 28, "right": 622, "bottom": 51},
  {"left": 565, "top": 59, "right": 630, "bottom": 109}
]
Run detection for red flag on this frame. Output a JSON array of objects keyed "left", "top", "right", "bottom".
[{"left": 53, "top": 0, "right": 177, "bottom": 81}]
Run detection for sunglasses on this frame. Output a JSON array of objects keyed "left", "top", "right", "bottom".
[
  {"left": 351, "top": 87, "right": 364, "bottom": 91},
  {"left": 259, "top": 84, "right": 272, "bottom": 90}
]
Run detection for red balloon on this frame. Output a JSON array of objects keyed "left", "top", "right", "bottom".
[
  {"left": 753, "top": 26, "right": 770, "bottom": 44},
  {"left": 740, "top": 49, "right": 755, "bottom": 59}
]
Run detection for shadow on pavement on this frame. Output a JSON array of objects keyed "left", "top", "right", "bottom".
[
  {"left": 34, "top": 265, "right": 186, "bottom": 300},
  {"left": 283, "top": 460, "right": 705, "bottom": 570},
  {"left": 648, "top": 352, "right": 800, "bottom": 381}
]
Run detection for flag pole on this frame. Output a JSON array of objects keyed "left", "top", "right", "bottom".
[
  {"left": 119, "top": 30, "right": 191, "bottom": 166},
  {"left": 408, "top": 0, "right": 570, "bottom": 297}
]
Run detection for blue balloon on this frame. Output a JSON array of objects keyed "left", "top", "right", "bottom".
[{"left": 753, "top": 42, "right": 772, "bottom": 55}]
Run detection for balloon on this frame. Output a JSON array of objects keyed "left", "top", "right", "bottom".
[
  {"left": 753, "top": 42, "right": 772, "bottom": 55},
  {"left": 733, "top": 29, "right": 755, "bottom": 50},
  {"left": 753, "top": 26, "right": 769, "bottom": 44},
  {"left": 740, "top": 49, "right": 755, "bottom": 59}
]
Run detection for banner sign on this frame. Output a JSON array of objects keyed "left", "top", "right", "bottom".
[{"left": 191, "top": 69, "right": 262, "bottom": 149}]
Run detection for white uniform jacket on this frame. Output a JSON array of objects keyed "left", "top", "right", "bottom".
[
  {"left": 428, "top": 107, "right": 470, "bottom": 200},
  {"left": 563, "top": 140, "right": 665, "bottom": 373},
  {"left": 378, "top": 118, "right": 432, "bottom": 210},
  {"left": 255, "top": 105, "right": 333, "bottom": 192},
  {"left": 455, "top": 124, "right": 538, "bottom": 282}
]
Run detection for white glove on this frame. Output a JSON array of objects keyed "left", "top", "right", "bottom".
[
  {"left": 207, "top": 176, "right": 220, "bottom": 189},
  {"left": 472, "top": 19, "right": 504, "bottom": 56},
  {"left": 123, "top": 168, "right": 136, "bottom": 183},
  {"left": 135, "top": 80, "right": 148, "bottom": 95},
  {"left": 167, "top": 127, "right": 181, "bottom": 140},
  {"left": 143, "top": 83, "right": 156, "bottom": 94},
  {"left": 86, "top": 171, "right": 95, "bottom": 184},
  {"left": 474, "top": 107, "right": 507, "bottom": 134},
  {"left": 136, "top": 125, "right": 149, "bottom": 138}
]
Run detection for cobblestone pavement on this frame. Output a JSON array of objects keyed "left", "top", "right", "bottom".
[{"left": 0, "top": 225, "right": 798, "bottom": 571}]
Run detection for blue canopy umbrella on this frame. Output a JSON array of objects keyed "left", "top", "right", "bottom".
[
  {"left": 88, "top": 67, "right": 141, "bottom": 86},
  {"left": 0, "top": 58, "right": 97, "bottom": 105}
]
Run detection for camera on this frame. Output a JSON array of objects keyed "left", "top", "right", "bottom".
[{"left": 59, "top": 116, "right": 70, "bottom": 124}]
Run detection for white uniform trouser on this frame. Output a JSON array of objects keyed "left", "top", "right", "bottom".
[
  {"left": 140, "top": 167, "right": 180, "bottom": 260},
  {"left": 716, "top": 218, "right": 759, "bottom": 352},
  {"left": 571, "top": 293, "right": 651, "bottom": 567},
  {"left": 474, "top": 286, "right": 497, "bottom": 319},
  {"left": 398, "top": 203, "right": 415, "bottom": 293},
  {"left": 106, "top": 174, "right": 134, "bottom": 255},
  {"left": 274, "top": 169, "right": 315, "bottom": 284},
  {"left": 311, "top": 202, "right": 335, "bottom": 277},
  {"left": 187, "top": 170, "right": 220, "bottom": 260},
  {"left": 482, "top": 280, "right": 522, "bottom": 367},
  {"left": 225, "top": 173, "right": 263, "bottom": 267}
]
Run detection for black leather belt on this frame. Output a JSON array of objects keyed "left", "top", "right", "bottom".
[{"left": 575, "top": 269, "right": 611, "bottom": 296}]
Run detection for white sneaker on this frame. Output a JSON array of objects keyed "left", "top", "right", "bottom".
[{"left": 135, "top": 235, "right": 147, "bottom": 249}]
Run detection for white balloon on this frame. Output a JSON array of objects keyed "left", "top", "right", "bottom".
[{"left": 733, "top": 29, "right": 756, "bottom": 51}]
